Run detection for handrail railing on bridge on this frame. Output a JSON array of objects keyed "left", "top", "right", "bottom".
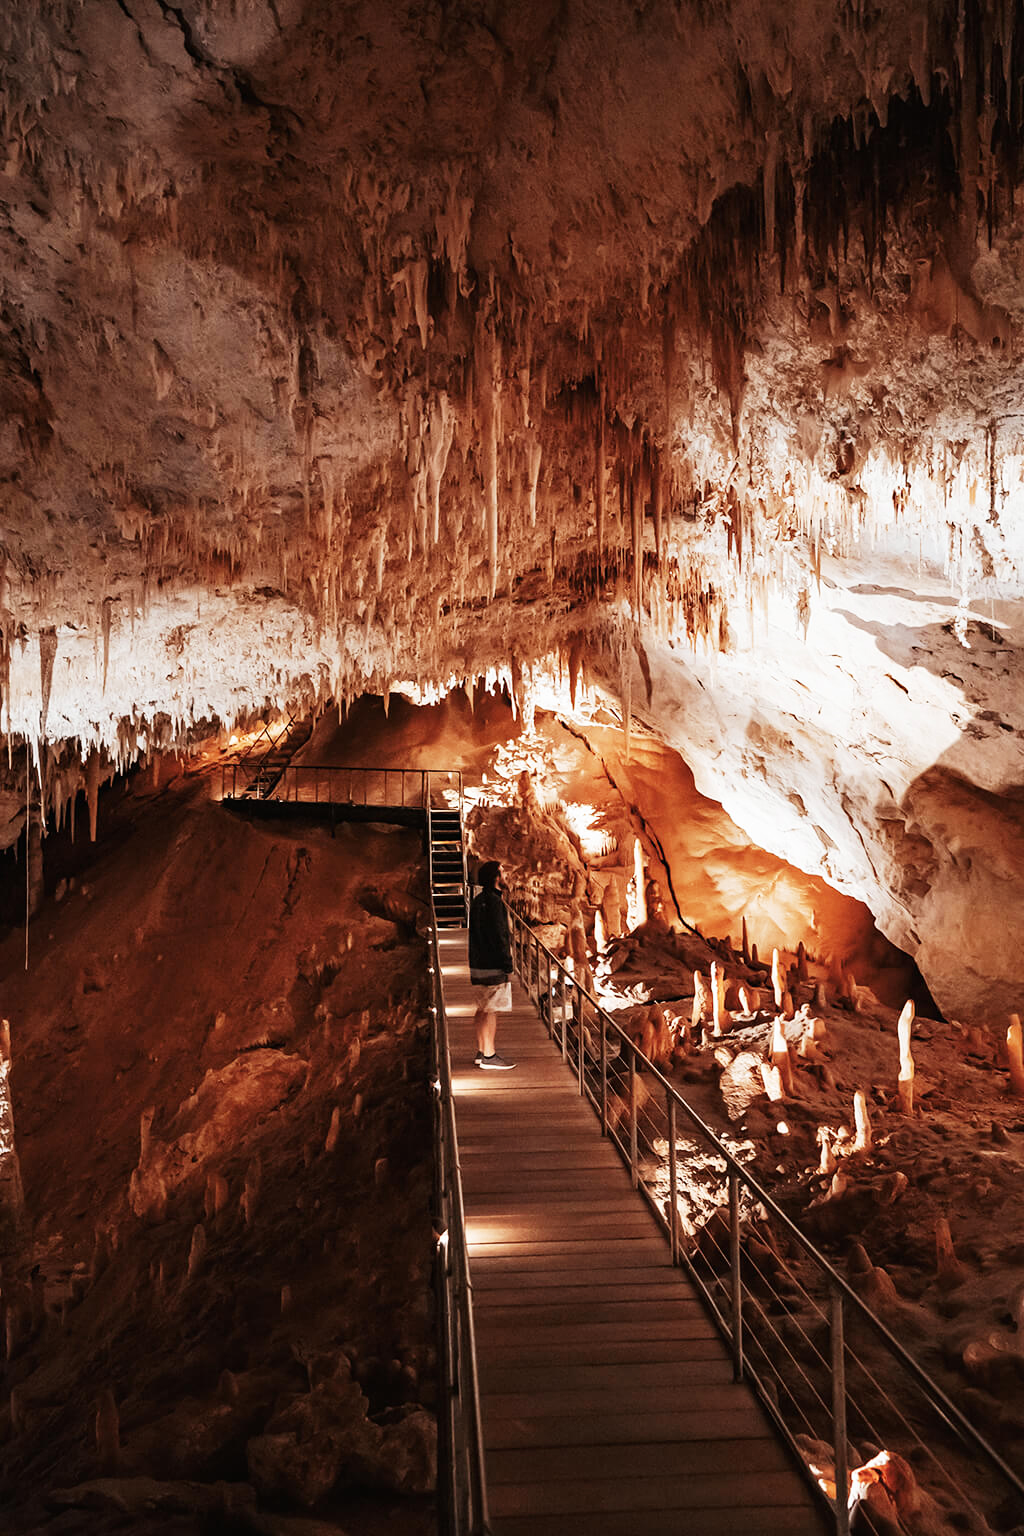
[
  {"left": 220, "top": 762, "right": 464, "bottom": 815},
  {"left": 506, "top": 901, "right": 1024, "bottom": 1536},
  {"left": 429, "top": 909, "right": 490, "bottom": 1535},
  {"left": 233, "top": 712, "right": 296, "bottom": 769}
]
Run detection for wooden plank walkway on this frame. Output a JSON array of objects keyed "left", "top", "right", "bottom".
[{"left": 438, "top": 927, "right": 828, "bottom": 1536}]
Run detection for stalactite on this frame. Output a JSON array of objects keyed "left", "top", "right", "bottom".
[
  {"left": 101, "top": 598, "right": 113, "bottom": 693},
  {"left": 38, "top": 627, "right": 57, "bottom": 739},
  {"left": 651, "top": 451, "right": 664, "bottom": 568},
  {"left": 595, "top": 383, "right": 606, "bottom": 558},
  {"left": 85, "top": 748, "right": 101, "bottom": 843},
  {"left": 527, "top": 435, "right": 542, "bottom": 530},
  {"left": 630, "top": 467, "right": 643, "bottom": 616}
]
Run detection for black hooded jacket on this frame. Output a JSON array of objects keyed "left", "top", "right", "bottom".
[{"left": 468, "top": 888, "right": 512, "bottom": 983}]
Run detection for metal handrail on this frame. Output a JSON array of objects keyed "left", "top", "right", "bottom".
[
  {"left": 221, "top": 762, "right": 466, "bottom": 810},
  {"left": 505, "top": 900, "right": 1024, "bottom": 1532},
  {"left": 428, "top": 907, "right": 490, "bottom": 1535},
  {"left": 425, "top": 767, "right": 465, "bottom": 816},
  {"left": 234, "top": 713, "right": 292, "bottom": 768}
]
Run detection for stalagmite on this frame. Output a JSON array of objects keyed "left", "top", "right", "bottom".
[
  {"left": 798, "top": 1025, "right": 821, "bottom": 1061},
  {"left": 325, "top": 1105, "right": 341, "bottom": 1153},
  {"left": 1007, "top": 1014, "right": 1024, "bottom": 1097},
  {"left": 770, "top": 1018, "right": 794, "bottom": 1095},
  {"left": 849, "top": 1451, "right": 921, "bottom": 1527},
  {"left": 771, "top": 948, "right": 784, "bottom": 1009},
  {"left": 642, "top": 1004, "right": 673, "bottom": 1066},
  {"left": 692, "top": 970, "right": 713, "bottom": 1033},
  {"left": 841, "top": 968, "right": 859, "bottom": 1010},
  {"left": 632, "top": 839, "right": 647, "bottom": 928},
  {"left": 897, "top": 1000, "right": 915, "bottom": 1116},
  {"left": 935, "top": 1217, "right": 968, "bottom": 1289},
  {"left": 738, "top": 984, "right": 759, "bottom": 1016},
  {"left": 828, "top": 1168, "right": 850, "bottom": 1201},
  {"left": 817, "top": 1127, "right": 837, "bottom": 1175},
  {"left": 569, "top": 914, "right": 588, "bottom": 971},
  {"left": 847, "top": 1243, "right": 899, "bottom": 1307},
  {"left": 853, "top": 1091, "right": 872, "bottom": 1152},
  {"left": 710, "top": 960, "right": 728, "bottom": 1036},
  {"left": 741, "top": 916, "right": 750, "bottom": 965},
  {"left": 594, "top": 908, "right": 607, "bottom": 954},
  {"left": 760, "top": 1062, "right": 785, "bottom": 1102}
]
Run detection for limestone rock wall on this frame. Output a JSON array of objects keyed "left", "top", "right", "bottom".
[{"left": 4, "top": 2, "right": 1024, "bottom": 1018}]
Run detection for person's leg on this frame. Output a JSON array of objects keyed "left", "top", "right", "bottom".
[{"left": 476, "top": 1008, "right": 497, "bottom": 1056}]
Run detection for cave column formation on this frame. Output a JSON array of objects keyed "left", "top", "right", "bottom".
[{"left": 1, "top": 3, "right": 1024, "bottom": 1021}]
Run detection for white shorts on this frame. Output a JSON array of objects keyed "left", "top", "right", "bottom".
[{"left": 476, "top": 979, "right": 512, "bottom": 1012}]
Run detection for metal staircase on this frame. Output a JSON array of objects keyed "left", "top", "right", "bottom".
[
  {"left": 429, "top": 805, "right": 468, "bottom": 928},
  {"left": 237, "top": 714, "right": 313, "bottom": 800}
]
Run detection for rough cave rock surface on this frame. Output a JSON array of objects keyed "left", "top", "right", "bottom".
[{"left": 5, "top": 2, "right": 1024, "bottom": 1016}]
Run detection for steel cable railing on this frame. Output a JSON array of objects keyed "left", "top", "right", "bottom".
[
  {"left": 507, "top": 902, "right": 1024, "bottom": 1536},
  {"left": 428, "top": 910, "right": 490, "bottom": 1536}
]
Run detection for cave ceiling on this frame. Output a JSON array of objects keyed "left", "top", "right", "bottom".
[{"left": 4, "top": 0, "right": 1024, "bottom": 1017}]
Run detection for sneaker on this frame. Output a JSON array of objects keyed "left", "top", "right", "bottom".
[
  {"left": 473, "top": 1051, "right": 484, "bottom": 1065},
  {"left": 478, "top": 1053, "right": 516, "bottom": 1071}
]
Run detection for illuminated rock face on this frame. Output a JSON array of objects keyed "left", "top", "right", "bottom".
[{"left": 4, "top": 1, "right": 1024, "bottom": 1017}]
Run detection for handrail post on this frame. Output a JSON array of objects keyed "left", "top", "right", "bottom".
[
  {"left": 831, "top": 1286, "right": 851, "bottom": 1536},
  {"left": 577, "top": 995, "right": 585, "bottom": 1096},
  {"left": 629, "top": 1045, "right": 639, "bottom": 1187},
  {"left": 668, "top": 1094, "right": 678, "bottom": 1265},
  {"left": 544, "top": 954, "right": 553, "bottom": 1039},
  {"left": 560, "top": 969, "right": 568, "bottom": 1062},
  {"left": 729, "top": 1170, "right": 744, "bottom": 1382},
  {"left": 600, "top": 1012, "right": 608, "bottom": 1134}
]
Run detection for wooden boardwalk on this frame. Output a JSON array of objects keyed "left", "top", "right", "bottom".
[{"left": 438, "top": 928, "right": 828, "bottom": 1536}]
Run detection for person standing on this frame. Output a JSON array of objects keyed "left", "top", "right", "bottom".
[{"left": 468, "top": 860, "right": 516, "bottom": 1070}]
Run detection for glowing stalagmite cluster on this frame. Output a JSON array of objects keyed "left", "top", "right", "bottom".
[{"left": 3, "top": 1, "right": 1024, "bottom": 1013}]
